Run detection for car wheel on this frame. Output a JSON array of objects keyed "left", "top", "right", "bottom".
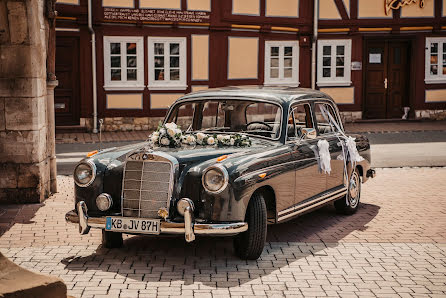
[
  {"left": 102, "top": 230, "right": 123, "bottom": 248},
  {"left": 334, "top": 168, "right": 361, "bottom": 215},
  {"left": 233, "top": 192, "right": 267, "bottom": 260}
]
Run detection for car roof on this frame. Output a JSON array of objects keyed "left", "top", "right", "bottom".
[{"left": 177, "top": 86, "right": 332, "bottom": 104}]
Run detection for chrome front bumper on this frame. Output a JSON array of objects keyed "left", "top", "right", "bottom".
[{"left": 65, "top": 201, "right": 248, "bottom": 242}]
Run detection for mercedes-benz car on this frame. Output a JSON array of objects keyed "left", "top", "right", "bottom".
[{"left": 66, "top": 86, "right": 375, "bottom": 260}]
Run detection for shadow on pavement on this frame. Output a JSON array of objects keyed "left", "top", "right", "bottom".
[
  {"left": 61, "top": 202, "right": 380, "bottom": 288},
  {"left": 0, "top": 204, "right": 42, "bottom": 237}
]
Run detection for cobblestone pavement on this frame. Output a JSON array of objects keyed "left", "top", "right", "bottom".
[
  {"left": 55, "top": 121, "right": 446, "bottom": 144},
  {"left": 1, "top": 168, "right": 446, "bottom": 297}
]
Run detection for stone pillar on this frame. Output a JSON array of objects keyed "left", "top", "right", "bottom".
[{"left": 0, "top": 0, "right": 52, "bottom": 203}]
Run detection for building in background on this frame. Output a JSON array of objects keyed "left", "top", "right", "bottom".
[{"left": 55, "top": 0, "right": 446, "bottom": 131}]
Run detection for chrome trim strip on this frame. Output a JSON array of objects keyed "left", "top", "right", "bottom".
[
  {"left": 278, "top": 187, "right": 346, "bottom": 216},
  {"left": 277, "top": 189, "right": 347, "bottom": 222},
  {"left": 65, "top": 208, "right": 248, "bottom": 236}
]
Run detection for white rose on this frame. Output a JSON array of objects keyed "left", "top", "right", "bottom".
[
  {"left": 160, "top": 137, "right": 170, "bottom": 146},
  {"left": 153, "top": 131, "right": 160, "bottom": 137},
  {"left": 207, "top": 137, "right": 215, "bottom": 145},
  {"left": 160, "top": 128, "right": 166, "bottom": 135},
  {"left": 186, "top": 135, "right": 196, "bottom": 145},
  {"left": 175, "top": 128, "right": 182, "bottom": 135},
  {"left": 224, "top": 135, "right": 231, "bottom": 141},
  {"left": 217, "top": 135, "right": 224, "bottom": 141},
  {"left": 230, "top": 138, "right": 235, "bottom": 146},
  {"left": 165, "top": 122, "right": 177, "bottom": 130},
  {"left": 167, "top": 128, "right": 176, "bottom": 137},
  {"left": 197, "top": 132, "right": 205, "bottom": 141},
  {"left": 151, "top": 135, "right": 159, "bottom": 143}
]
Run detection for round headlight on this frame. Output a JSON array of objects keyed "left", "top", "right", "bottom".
[
  {"left": 73, "top": 161, "right": 96, "bottom": 187},
  {"left": 96, "top": 193, "right": 113, "bottom": 211},
  {"left": 202, "top": 165, "right": 229, "bottom": 194}
]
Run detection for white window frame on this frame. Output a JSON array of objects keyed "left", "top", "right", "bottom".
[
  {"left": 148, "top": 37, "right": 187, "bottom": 90},
  {"left": 425, "top": 37, "right": 446, "bottom": 84},
  {"left": 264, "top": 41, "right": 300, "bottom": 86},
  {"left": 317, "top": 39, "right": 352, "bottom": 87},
  {"left": 103, "top": 36, "right": 144, "bottom": 91}
]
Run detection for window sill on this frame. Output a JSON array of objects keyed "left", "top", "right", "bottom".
[
  {"left": 264, "top": 82, "right": 300, "bottom": 87},
  {"left": 148, "top": 85, "right": 188, "bottom": 91},
  {"left": 317, "top": 81, "right": 352, "bottom": 87},
  {"left": 425, "top": 79, "right": 446, "bottom": 84},
  {"left": 104, "top": 86, "right": 145, "bottom": 91}
]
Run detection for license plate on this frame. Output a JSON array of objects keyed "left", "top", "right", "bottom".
[{"left": 105, "top": 217, "right": 160, "bottom": 234}]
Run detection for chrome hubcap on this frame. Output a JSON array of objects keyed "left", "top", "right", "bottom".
[{"left": 348, "top": 172, "right": 360, "bottom": 207}]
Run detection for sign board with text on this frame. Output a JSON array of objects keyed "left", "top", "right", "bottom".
[{"left": 103, "top": 8, "right": 211, "bottom": 23}]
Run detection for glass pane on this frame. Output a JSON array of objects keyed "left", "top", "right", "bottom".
[
  {"left": 155, "top": 69, "right": 164, "bottom": 80},
  {"left": 431, "top": 55, "right": 438, "bottom": 65},
  {"left": 323, "top": 45, "right": 331, "bottom": 56},
  {"left": 154, "top": 56, "right": 164, "bottom": 68},
  {"left": 127, "top": 69, "right": 137, "bottom": 81},
  {"left": 127, "top": 43, "right": 136, "bottom": 54},
  {"left": 127, "top": 56, "right": 136, "bottom": 67},
  {"left": 110, "top": 43, "right": 120, "bottom": 54},
  {"left": 154, "top": 43, "right": 164, "bottom": 55},
  {"left": 111, "top": 69, "right": 121, "bottom": 81},
  {"left": 271, "top": 47, "right": 279, "bottom": 56},
  {"left": 284, "top": 68, "right": 292, "bottom": 78},
  {"left": 394, "top": 47, "right": 401, "bottom": 64},
  {"left": 170, "top": 43, "right": 180, "bottom": 55},
  {"left": 443, "top": 43, "right": 446, "bottom": 53},
  {"left": 270, "top": 58, "right": 279, "bottom": 67},
  {"left": 336, "top": 67, "right": 344, "bottom": 77},
  {"left": 336, "top": 57, "right": 344, "bottom": 67},
  {"left": 430, "top": 65, "right": 438, "bottom": 75},
  {"left": 431, "top": 43, "right": 438, "bottom": 53},
  {"left": 111, "top": 56, "right": 120, "bottom": 67},
  {"left": 170, "top": 69, "right": 180, "bottom": 81},
  {"left": 336, "top": 45, "right": 344, "bottom": 56},
  {"left": 270, "top": 68, "right": 279, "bottom": 78},
  {"left": 284, "top": 58, "right": 292, "bottom": 67},
  {"left": 443, "top": 54, "right": 446, "bottom": 65},
  {"left": 323, "top": 57, "right": 331, "bottom": 66},
  {"left": 170, "top": 56, "right": 180, "bottom": 68},
  {"left": 284, "top": 46, "right": 293, "bottom": 56},
  {"left": 323, "top": 68, "right": 330, "bottom": 77},
  {"left": 443, "top": 66, "right": 446, "bottom": 75}
]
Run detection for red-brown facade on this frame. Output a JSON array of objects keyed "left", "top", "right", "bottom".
[{"left": 55, "top": 0, "right": 446, "bottom": 131}]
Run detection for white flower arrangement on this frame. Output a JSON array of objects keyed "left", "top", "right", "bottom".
[
  {"left": 150, "top": 123, "right": 252, "bottom": 148},
  {"left": 151, "top": 122, "right": 183, "bottom": 147}
]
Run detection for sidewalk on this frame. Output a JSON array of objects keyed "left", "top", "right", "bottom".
[{"left": 55, "top": 121, "right": 446, "bottom": 144}]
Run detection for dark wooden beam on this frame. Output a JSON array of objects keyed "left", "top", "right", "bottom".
[{"left": 334, "top": 0, "right": 350, "bottom": 20}]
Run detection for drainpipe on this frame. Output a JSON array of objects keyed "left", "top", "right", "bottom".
[
  {"left": 311, "top": 0, "right": 319, "bottom": 90},
  {"left": 88, "top": 0, "right": 98, "bottom": 133}
]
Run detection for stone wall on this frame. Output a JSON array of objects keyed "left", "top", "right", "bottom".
[{"left": 0, "top": 0, "right": 51, "bottom": 203}]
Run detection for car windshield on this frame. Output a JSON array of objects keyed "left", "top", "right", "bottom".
[{"left": 166, "top": 99, "right": 282, "bottom": 139}]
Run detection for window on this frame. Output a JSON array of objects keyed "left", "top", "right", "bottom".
[
  {"left": 317, "top": 39, "right": 352, "bottom": 87},
  {"left": 314, "top": 103, "right": 341, "bottom": 135},
  {"left": 103, "top": 36, "right": 144, "bottom": 90},
  {"left": 425, "top": 38, "right": 446, "bottom": 84},
  {"left": 287, "top": 103, "right": 313, "bottom": 140},
  {"left": 148, "top": 37, "right": 187, "bottom": 90},
  {"left": 264, "top": 41, "right": 299, "bottom": 86}
]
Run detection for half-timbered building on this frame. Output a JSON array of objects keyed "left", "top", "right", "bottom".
[{"left": 55, "top": 0, "right": 446, "bottom": 131}]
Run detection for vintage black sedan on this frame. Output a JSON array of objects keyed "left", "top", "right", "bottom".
[{"left": 66, "top": 86, "right": 375, "bottom": 260}]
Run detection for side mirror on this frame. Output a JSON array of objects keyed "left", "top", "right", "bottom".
[{"left": 301, "top": 128, "right": 317, "bottom": 139}]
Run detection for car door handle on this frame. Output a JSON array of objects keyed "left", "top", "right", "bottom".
[{"left": 384, "top": 78, "right": 388, "bottom": 89}]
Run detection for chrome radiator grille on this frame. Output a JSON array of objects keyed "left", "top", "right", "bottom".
[{"left": 121, "top": 159, "right": 173, "bottom": 218}]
